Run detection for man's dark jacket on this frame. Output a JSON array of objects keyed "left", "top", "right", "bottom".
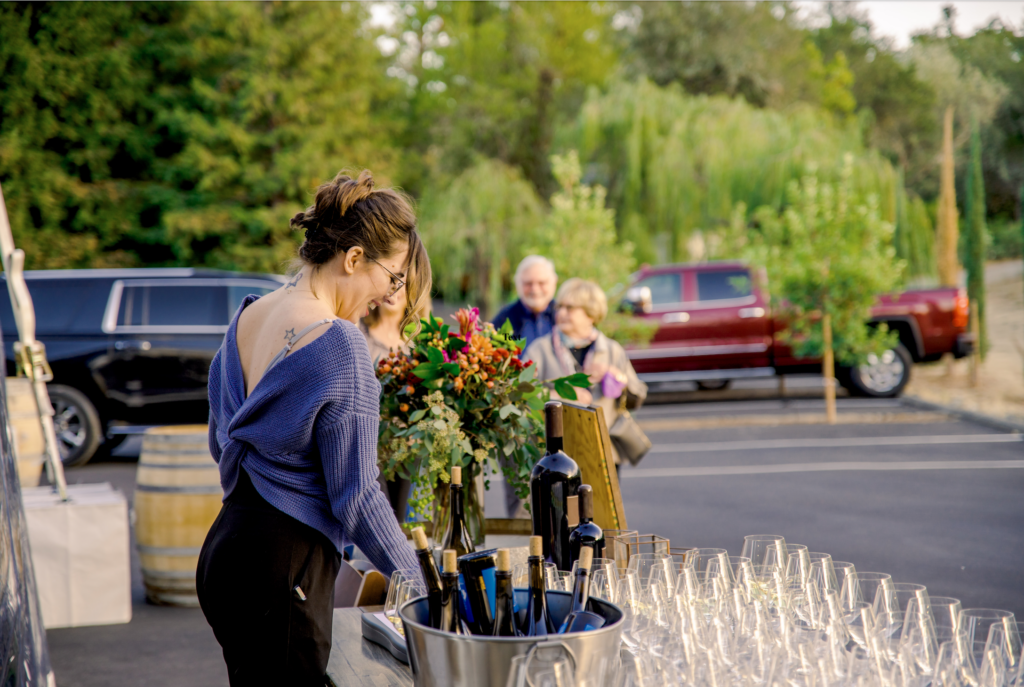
[{"left": 491, "top": 299, "right": 556, "bottom": 353}]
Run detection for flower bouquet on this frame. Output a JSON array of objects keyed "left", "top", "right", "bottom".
[{"left": 376, "top": 307, "right": 588, "bottom": 541}]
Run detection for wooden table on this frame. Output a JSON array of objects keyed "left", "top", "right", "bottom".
[{"left": 326, "top": 606, "right": 413, "bottom": 687}]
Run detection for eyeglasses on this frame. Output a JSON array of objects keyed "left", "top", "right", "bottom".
[{"left": 372, "top": 259, "right": 405, "bottom": 297}]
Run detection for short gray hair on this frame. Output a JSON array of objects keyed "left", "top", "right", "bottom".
[
  {"left": 556, "top": 278, "right": 608, "bottom": 324},
  {"left": 514, "top": 255, "right": 557, "bottom": 289}
]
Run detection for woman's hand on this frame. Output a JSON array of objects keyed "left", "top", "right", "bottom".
[{"left": 571, "top": 387, "right": 593, "bottom": 405}]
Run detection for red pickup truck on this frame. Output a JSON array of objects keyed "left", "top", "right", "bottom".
[{"left": 621, "top": 261, "right": 974, "bottom": 397}]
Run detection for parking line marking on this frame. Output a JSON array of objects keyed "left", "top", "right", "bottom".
[
  {"left": 621, "top": 460, "right": 1024, "bottom": 479},
  {"left": 649, "top": 434, "right": 1022, "bottom": 453}
]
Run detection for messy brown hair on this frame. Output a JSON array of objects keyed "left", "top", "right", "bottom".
[
  {"left": 291, "top": 170, "right": 432, "bottom": 336},
  {"left": 363, "top": 235, "right": 432, "bottom": 334}
]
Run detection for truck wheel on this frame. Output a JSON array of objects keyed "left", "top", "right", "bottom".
[
  {"left": 846, "top": 344, "right": 912, "bottom": 398},
  {"left": 696, "top": 380, "right": 731, "bottom": 391},
  {"left": 47, "top": 384, "right": 103, "bottom": 468}
]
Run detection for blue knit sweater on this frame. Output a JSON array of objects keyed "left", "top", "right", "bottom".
[{"left": 207, "top": 295, "right": 418, "bottom": 579}]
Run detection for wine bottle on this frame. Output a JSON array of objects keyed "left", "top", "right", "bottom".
[
  {"left": 441, "top": 466, "right": 475, "bottom": 558},
  {"left": 530, "top": 402, "right": 581, "bottom": 571},
  {"left": 491, "top": 549, "right": 521, "bottom": 637},
  {"left": 568, "top": 484, "right": 605, "bottom": 567},
  {"left": 558, "top": 547, "right": 606, "bottom": 634},
  {"left": 439, "top": 549, "right": 466, "bottom": 635},
  {"left": 411, "top": 527, "right": 443, "bottom": 629},
  {"left": 523, "top": 536, "right": 555, "bottom": 636},
  {"left": 458, "top": 549, "right": 497, "bottom": 635}
]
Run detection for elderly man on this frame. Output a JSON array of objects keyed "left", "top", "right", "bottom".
[
  {"left": 492, "top": 255, "right": 557, "bottom": 351},
  {"left": 492, "top": 255, "right": 557, "bottom": 519}
]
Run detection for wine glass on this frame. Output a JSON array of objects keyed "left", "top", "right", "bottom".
[
  {"left": 628, "top": 553, "right": 675, "bottom": 591},
  {"left": 590, "top": 568, "right": 617, "bottom": 603},
  {"left": 832, "top": 561, "right": 857, "bottom": 598},
  {"left": 930, "top": 597, "right": 963, "bottom": 632},
  {"left": 959, "top": 609, "right": 1016, "bottom": 647},
  {"left": 841, "top": 571, "right": 893, "bottom": 613},
  {"left": 981, "top": 615, "right": 1022, "bottom": 681},
  {"left": 741, "top": 534, "right": 787, "bottom": 570}
]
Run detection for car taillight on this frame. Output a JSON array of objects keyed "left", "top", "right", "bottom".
[{"left": 952, "top": 290, "right": 969, "bottom": 329}]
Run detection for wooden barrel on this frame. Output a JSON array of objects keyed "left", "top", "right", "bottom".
[
  {"left": 5, "top": 377, "right": 46, "bottom": 488},
  {"left": 134, "top": 425, "right": 222, "bottom": 607}
]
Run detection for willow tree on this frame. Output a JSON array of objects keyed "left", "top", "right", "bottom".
[
  {"left": 417, "top": 159, "right": 543, "bottom": 318},
  {"left": 749, "top": 157, "right": 903, "bottom": 423},
  {"left": 567, "top": 79, "right": 914, "bottom": 266}
]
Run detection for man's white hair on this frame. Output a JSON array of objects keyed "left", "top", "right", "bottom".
[{"left": 514, "top": 255, "right": 558, "bottom": 291}]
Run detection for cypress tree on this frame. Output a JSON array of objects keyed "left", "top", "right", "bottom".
[{"left": 965, "top": 115, "right": 988, "bottom": 357}]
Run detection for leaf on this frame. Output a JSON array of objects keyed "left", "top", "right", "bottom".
[
  {"left": 425, "top": 347, "right": 445, "bottom": 364},
  {"left": 434, "top": 419, "right": 448, "bottom": 431},
  {"left": 424, "top": 378, "right": 444, "bottom": 390},
  {"left": 412, "top": 364, "right": 441, "bottom": 380},
  {"left": 503, "top": 441, "right": 515, "bottom": 456},
  {"left": 518, "top": 364, "right": 537, "bottom": 383},
  {"left": 409, "top": 408, "right": 427, "bottom": 422},
  {"left": 499, "top": 318, "right": 513, "bottom": 335},
  {"left": 440, "top": 363, "right": 461, "bottom": 375},
  {"left": 440, "top": 324, "right": 450, "bottom": 339},
  {"left": 430, "top": 405, "right": 442, "bottom": 415},
  {"left": 403, "top": 322, "right": 419, "bottom": 339},
  {"left": 517, "top": 382, "right": 536, "bottom": 393},
  {"left": 499, "top": 403, "right": 522, "bottom": 419},
  {"left": 553, "top": 380, "right": 579, "bottom": 400}
]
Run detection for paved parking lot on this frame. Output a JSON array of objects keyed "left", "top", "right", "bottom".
[{"left": 46, "top": 394, "right": 1024, "bottom": 685}]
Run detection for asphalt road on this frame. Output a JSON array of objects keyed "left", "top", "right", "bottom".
[{"left": 45, "top": 395, "right": 1024, "bottom": 686}]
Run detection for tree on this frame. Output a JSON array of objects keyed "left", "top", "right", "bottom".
[
  {"left": 626, "top": 2, "right": 855, "bottom": 117},
  {"left": 965, "top": 116, "right": 988, "bottom": 357},
  {"left": 526, "top": 151, "right": 635, "bottom": 292},
  {"left": 417, "top": 159, "right": 543, "bottom": 317},
  {"left": 748, "top": 156, "right": 903, "bottom": 423},
  {"left": 936, "top": 105, "right": 960, "bottom": 286}
]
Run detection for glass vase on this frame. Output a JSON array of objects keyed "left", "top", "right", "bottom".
[{"left": 432, "top": 461, "right": 486, "bottom": 548}]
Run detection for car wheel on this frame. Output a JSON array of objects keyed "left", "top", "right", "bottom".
[
  {"left": 696, "top": 379, "right": 731, "bottom": 391},
  {"left": 846, "top": 344, "right": 912, "bottom": 398},
  {"left": 47, "top": 385, "right": 103, "bottom": 468}
]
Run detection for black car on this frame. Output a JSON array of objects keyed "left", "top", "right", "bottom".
[{"left": 0, "top": 268, "right": 285, "bottom": 466}]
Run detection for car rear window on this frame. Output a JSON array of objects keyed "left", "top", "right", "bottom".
[
  {"left": 696, "top": 270, "right": 752, "bottom": 301},
  {"left": 119, "top": 285, "right": 228, "bottom": 327},
  {"left": 0, "top": 278, "right": 111, "bottom": 335},
  {"left": 228, "top": 284, "right": 276, "bottom": 319},
  {"left": 634, "top": 273, "right": 682, "bottom": 306}
]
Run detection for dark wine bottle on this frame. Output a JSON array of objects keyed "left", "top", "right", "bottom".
[
  {"left": 439, "top": 549, "right": 466, "bottom": 635},
  {"left": 558, "top": 547, "right": 606, "bottom": 634},
  {"left": 523, "top": 536, "right": 555, "bottom": 636},
  {"left": 441, "top": 466, "right": 475, "bottom": 559},
  {"left": 458, "top": 549, "right": 496, "bottom": 635},
  {"left": 530, "top": 402, "right": 581, "bottom": 571},
  {"left": 568, "top": 484, "right": 605, "bottom": 568},
  {"left": 411, "top": 527, "right": 443, "bottom": 629},
  {"left": 491, "top": 549, "right": 521, "bottom": 637}
]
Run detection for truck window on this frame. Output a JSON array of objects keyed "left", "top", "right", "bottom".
[
  {"left": 634, "top": 273, "right": 682, "bottom": 306},
  {"left": 119, "top": 285, "right": 229, "bottom": 327},
  {"left": 0, "top": 278, "right": 110, "bottom": 335},
  {"left": 696, "top": 270, "right": 752, "bottom": 301}
]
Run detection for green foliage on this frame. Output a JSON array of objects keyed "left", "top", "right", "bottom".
[
  {"left": 0, "top": 2, "right": 399, "bottom": 272},
  {"left": 526, "top": 151, "right": 636, "bottom": 292},
  {"left": 965, "top": 117, "right": 988, "bottom": 357},
  {"left": 747, "top": 156, "right": 904, "bottom": 366},
  {"left": 599, "top": 310, "right": 660, "bottom": 348},
  {"left": 894, "top": 169, "right": 938, "bottom": 281},
  {"left": 625, "top": 2, "right": 855, "bottom": 116},
  {"left": 417, "top": 159, "right": 543, "bottom": 317},
  {"left": 987, "top": 217, "right": 1023, "bottom": 260},
  {"left": 568, "top": 79, "right": 910, "bottom": 266}
]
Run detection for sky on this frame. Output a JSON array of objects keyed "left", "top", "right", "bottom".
[{"left": 794, "top": 2, "right": 1024, "bottom": 48}]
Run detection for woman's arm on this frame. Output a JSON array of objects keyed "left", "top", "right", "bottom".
[{"left": 318, "top": 413, "right": 419, "bottom": 579}]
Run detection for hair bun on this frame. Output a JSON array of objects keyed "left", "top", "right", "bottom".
[{"left": 334, "top": 170, "right": 375, "bottom": 216}]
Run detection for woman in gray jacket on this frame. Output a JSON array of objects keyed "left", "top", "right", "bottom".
[{"left": 524, "top": 278, "right": 647, "bottom": 466}]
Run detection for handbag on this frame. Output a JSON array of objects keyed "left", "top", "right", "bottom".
[{"left": 608, "top": 393, "right": 651, "bottom": 466}]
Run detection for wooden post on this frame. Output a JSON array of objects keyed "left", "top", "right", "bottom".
[
  {"left": 822, "top": 314, "right": 837, "bottom": 425},
  {"left": 969, "top": 300, "right": 981, "bottom": 387},
  {"left": 778, "top": 374, "right": 786, "bottom": 398}
]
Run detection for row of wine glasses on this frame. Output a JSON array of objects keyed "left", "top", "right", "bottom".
[{"left": 587, "top": 534, "right": 1022, "bottom": 687}]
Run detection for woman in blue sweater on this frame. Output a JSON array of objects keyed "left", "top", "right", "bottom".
[{"left": 197, "top": 170, "right": 429, "bottom": 686}]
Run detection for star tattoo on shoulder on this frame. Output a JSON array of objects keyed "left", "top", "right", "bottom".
[
  {"left": 285, "top": 273, "right": 303, "bottom": 292},
  {"left": 284, "top": 328, "right": 296, "bottom": 340}
]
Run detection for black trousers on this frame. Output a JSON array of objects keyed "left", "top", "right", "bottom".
[{"left": 197, "top": 469, "right": 341, "bottom": 687}]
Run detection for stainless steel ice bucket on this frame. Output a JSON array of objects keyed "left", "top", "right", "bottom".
[{"left": 399, "top": 590, "right": 624, "bottom": 687}]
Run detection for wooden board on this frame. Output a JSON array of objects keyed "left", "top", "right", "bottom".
[{"left": 561, "top": 402, "right": 627, "bottom": 531}]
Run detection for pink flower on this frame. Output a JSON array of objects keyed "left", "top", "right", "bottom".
[
  {"left": 452, "top": 307, "right": 481, "bottom": 339},
  {"left": 442, "top": 350, "right": 451, "bottom": 363}
]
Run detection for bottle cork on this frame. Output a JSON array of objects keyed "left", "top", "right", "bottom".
[
  {"left": 577, "top": 484, "right": 593, "bottom": 520},
  {"left": 529, "top": 535, "right": 543, "bottom": 558},
  {"left": 496, "top": 549, "right": 511, "bottom": 572},
  {"left": 411, "top": 526, "right": 429, "bottom": 551},
  {"left": 578, "top": 547, "right": 594, "bottom": 571},
  {"left": 566, "top": 495, "right": 579, "bottom": 528},
  {"left": 451, "top": 466, "right": 462, "bottom": 486},
  {"left": 544, "top": 402, "right": 563, "bottom": 438},
  {"left": 443, "top": 549, "right": 457, "bottom": 574}
]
